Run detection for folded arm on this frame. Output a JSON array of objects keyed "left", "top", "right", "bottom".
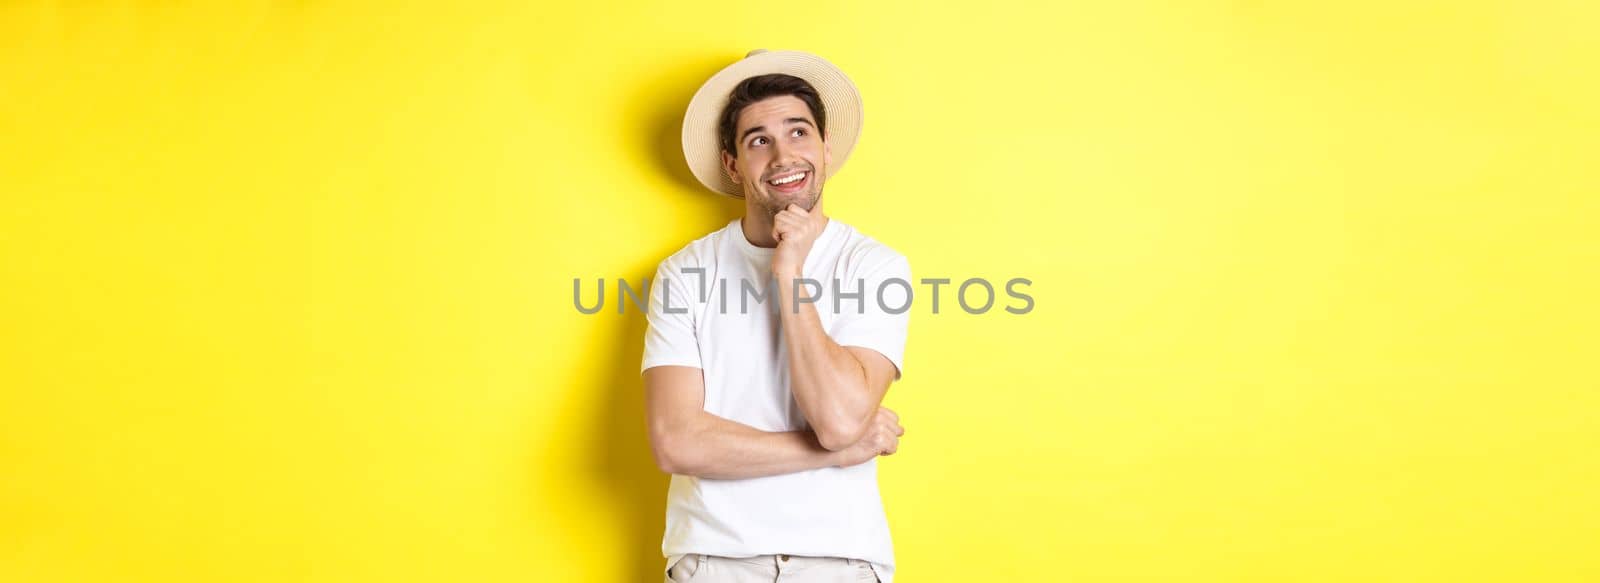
[
  {"left": 645, "top": 365, "right": 845, "bottom": 479},
  {"left": 774, "top": 274, "right": 899, "bottom": 451}
]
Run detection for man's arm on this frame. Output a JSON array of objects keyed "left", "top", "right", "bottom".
[
  {"left": 774, "top": 281, "right": 898, "bottom": 451},
  {"left": 769, "top": 205, "right": 901, "bottom": 451},
  {"left": 645, "top": 365, "right": 899, "bottom": 479}
]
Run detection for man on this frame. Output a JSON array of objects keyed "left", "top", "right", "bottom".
[{"left": 642, "top": 50, "right": 911, "bottom": 583}]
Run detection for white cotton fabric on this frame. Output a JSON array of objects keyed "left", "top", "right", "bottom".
[{"left": 642, "top": 217, "right": 911, "bottom": 583}]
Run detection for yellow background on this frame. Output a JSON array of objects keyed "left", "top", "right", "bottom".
[{"left": 3, "top": 1, "right": 1597, "bottom": 581}]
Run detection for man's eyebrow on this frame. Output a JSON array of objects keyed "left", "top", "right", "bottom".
[{"left": 739, "top": 118, "right": 817, "bottom": 142}]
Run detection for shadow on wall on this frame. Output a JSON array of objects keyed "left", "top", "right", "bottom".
[{"left": 583, "top": 52, "right": 744, "bottom": 583}]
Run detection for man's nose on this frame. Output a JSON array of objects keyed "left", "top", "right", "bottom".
[{"left": 772, "top": 140, "right": 801, "bottom": 167}]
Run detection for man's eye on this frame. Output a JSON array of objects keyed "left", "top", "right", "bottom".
[
  {"left": 792, "top": 128, "right": 807, "bottom": 137},
  {"left": 751, "top": 137, "right": 768, "bottom": 147}
]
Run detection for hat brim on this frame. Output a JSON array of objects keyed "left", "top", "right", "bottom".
[{"left": 681, "top": 50, "right": 862, "bottom": 198}]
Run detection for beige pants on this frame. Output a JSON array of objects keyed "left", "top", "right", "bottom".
[{"left": 665, "top": 553, "right": 882, "bottom": 583}]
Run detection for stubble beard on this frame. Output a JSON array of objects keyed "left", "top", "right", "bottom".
[
  {"left": 756, "top": 166, "right": 824, "bottom": 218},
  {"left": 763, "top": 185, "right": 820, "bottom": 217}
]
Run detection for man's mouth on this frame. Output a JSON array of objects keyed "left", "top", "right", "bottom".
[{"left": 765, "top": 170, "right": 809, "bottom": 194}]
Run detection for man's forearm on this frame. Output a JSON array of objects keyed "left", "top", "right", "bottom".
[
  {"left": 659, "top": 410, "right": 841, "bottom": 480},
  {"left": 774, "top": 273, "right": 875, "bottom": 450}
]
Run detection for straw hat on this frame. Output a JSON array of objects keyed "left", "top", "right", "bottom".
[{"left": 680, "top": 49, "right": 863, "bottom": 197}]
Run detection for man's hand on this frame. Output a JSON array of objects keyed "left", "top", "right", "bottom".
[
  {"left": 771, "top": 204, "right": 821, "bottom": 277},
  {"left": 832, "top": 407, "right": 904, "bottom": 468}
]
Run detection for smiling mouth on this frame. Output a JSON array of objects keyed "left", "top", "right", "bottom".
[{"left": 765, "top": 170, "right": 810, "bottom": 193}]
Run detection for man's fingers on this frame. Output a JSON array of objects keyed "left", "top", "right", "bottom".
[
  {"left": 774, "top": 213, "right": 805, "bottom": 229},
  {"left": 873, "top": 424, "right": 901, "bottom": 457},
  {"left": 772, "top": 221, "right": 796, "bottom": 241},
  {"left": 879, "top": 407, "right": 898, "bottom": 423},
  {"left": 772, "top": 214, "right": 805, "bottom": 243},
  {"left": 893, "top": 423, "right": 904, "bottom": 436}
]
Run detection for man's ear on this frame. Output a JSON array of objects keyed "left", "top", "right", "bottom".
[{"left": 721, "top": 150, "right": 740, "bottom": 183}]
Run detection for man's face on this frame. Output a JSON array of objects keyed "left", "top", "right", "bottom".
[{"left": 721, "top": 95, "right": 832, "bottom": 214}]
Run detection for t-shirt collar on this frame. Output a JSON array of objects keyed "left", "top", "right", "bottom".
[{"left": 733, "top": 215, "right": 837, "bottom": 260}]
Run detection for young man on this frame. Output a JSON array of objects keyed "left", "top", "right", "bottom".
[{"left": 642, "top": 50, "right": 911, "bottom": 583}]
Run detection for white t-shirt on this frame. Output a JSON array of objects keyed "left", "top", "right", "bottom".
[{"left": 641, "top": 217, "right": 911, "bottom": 583}]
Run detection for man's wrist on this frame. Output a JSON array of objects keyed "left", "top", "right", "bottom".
[
  {"left": 772, "top": 269, "right": 817, "bottom": 307},
  {"left": 771, "top": 266, "right": 803, "bottom": 281}
]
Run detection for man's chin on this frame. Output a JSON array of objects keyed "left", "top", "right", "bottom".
[{"left": 765, "top": 191, "right": 819, "bottom": 213}]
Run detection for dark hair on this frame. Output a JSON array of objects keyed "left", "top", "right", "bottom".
[{"left": 718, "top": 74, "right": 827, "bottom": 158}]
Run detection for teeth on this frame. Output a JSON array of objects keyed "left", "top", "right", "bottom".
[{"left": 769, "top": 172, "right": 806, "bottom": 185}]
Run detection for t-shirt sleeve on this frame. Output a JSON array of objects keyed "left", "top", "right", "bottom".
[
  {"left": 640, "top": 260, "right": 702, "bottom": 372},
  {"left": 830, "top": 252, "right": 912, "bottom": 379}
]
